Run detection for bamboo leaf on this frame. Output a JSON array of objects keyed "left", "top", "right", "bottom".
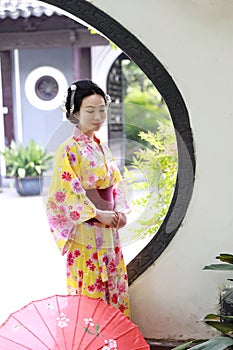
[
  {"left": 203, "top": 314, "right": 220, "bottom": 321},
  {"left": 203, "top": 264, "right": 233, "bottom": 271},
  {"left": 216, "top": 254, "right": 233, "bottom": 265},
  {"left": 184, "top": 336, "right": 233, "bottom": 350},
  {"left": 171, "top": 340, "right": 203, "bottom": 350},
  {"left": 204, "top": 320, "right": 233, "bottom": 333},
  {"left": 221, "top": 316, "right": 233, "bottom": 322}
]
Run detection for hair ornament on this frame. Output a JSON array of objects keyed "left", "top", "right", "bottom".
[
  {"left": 105, "top": 94, "right": 112, "bottom": 104},
  {"left": 71, "top": 84, "right": 77, "bottom": 91},
  {"left": 70, "top": 84, "right": 77, "bottom": 114},
  {"left": 61, "top": 90, "right": 68, "bottom": 113}
]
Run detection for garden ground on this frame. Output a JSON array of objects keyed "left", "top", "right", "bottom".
[{"left": 0, "top": 185, "right": 150, "bottom": 325}]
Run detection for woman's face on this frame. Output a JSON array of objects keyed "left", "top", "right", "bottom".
[{"left": 76, "top": 94, "right": 107, "bottom": 137}]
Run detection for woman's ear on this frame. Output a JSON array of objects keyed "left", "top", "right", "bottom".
[{"left": 74, "top": 112, "right": 79, "bottom": 121}]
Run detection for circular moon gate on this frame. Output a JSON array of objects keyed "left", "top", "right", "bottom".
[{"left": 42, "top": 0, "right": 196, "bottom": 285}]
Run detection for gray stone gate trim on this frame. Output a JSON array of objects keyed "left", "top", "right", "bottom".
[{"left": 42, "top": 0, "right": 196, "bottom": 285}]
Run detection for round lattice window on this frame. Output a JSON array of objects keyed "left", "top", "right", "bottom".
[
  {"left": 25, "top": 66, "right": 68, "bottom": 110},
  {"left": 35, "top": 75, "right": 59, "bottom": 101}
]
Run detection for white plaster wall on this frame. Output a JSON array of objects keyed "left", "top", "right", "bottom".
[
  {"left": 91, "top": 45, "right": 122, "bottom": 92},
  {"left": 91, "top": 0, "right": 233, "bottom": 341}
]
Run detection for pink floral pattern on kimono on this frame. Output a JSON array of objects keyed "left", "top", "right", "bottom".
[{"left": 46, "top": 127, "right": 130, "bottom": 317}]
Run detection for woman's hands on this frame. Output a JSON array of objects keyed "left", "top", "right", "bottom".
[
  {"left": 115, "top": 211, "right": 127, "bottom": 228},
  {"left": 95, "top": 209, "right": 127, "bottom": 228}
]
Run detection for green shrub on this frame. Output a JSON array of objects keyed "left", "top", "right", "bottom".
[
  {"left": 1, "top": 139, "right": 53, "bottom": 178},
  {"left": 125, "top": 121, "right": 178, "bottom": 238}
]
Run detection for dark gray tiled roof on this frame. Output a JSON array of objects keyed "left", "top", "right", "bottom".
[{"left": 0, "top": 0, "right": 58, "bottom": 19}]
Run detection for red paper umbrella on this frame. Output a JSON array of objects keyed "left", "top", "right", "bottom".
[{"left": 0, "top": 294, "right": 150, "bottom": 349}]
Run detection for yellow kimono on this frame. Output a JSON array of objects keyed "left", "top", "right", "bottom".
[{"left": 46, "top": 127, "right": 129, "bottom": 317}]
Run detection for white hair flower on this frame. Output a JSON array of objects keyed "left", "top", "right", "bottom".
[
  {"left": 105, "top": 94, "right": 112, "bottom": 104},
  {"left": 71, "top": 84, "right": 77, "bottom": 91},
  {"left": 70, "top": 84, "right": 77, "bottom": 114},
  {"left": 61, "top": 90, "right": 68, "bottom": 113}
]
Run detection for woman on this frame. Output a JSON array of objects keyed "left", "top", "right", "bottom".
[{"left": 46, "top": 80, "right": 130, "bottom": 317}]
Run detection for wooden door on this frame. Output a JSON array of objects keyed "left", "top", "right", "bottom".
[{"left": 0, "top": 51, "right": 14, "bottom": 147}]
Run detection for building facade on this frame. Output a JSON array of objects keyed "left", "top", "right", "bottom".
[{"left": 0, "top": 1, "right": 123, "bottom": 176}]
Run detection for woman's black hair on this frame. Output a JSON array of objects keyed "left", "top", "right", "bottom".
[{"left": 65, "top": 79, "right": 107, "bottom": 125}]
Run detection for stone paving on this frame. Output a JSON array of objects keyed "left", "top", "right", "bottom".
[{"left": 0, "top": 187, "right": 67, "bottom": 324}]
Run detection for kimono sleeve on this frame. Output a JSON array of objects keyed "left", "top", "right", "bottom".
[
  {"left": 46, "top": 144, "right": 97, "bottom": 255},
  {"left": 113, "top": 179, "right": 131, "bottom": 213}
]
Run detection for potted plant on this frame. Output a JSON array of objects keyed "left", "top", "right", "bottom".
[
  {"left": 172, "top": 253, "right": 233, "bottom": 350},
  {"left": 1, "top": 139, "right": 53, "bottom": 196}
]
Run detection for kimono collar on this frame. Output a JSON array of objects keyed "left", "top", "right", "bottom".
[{"left": 73, "top": 127, "right": 100, "bottom": 144}]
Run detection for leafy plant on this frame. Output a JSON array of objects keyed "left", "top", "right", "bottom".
[
  {"left": 173, "top": 336, "right": 233, "bottom": 350},
  {"left": 172, "top": 253, "right": 233, "bottom": 350},
  {"left": 1, "top": 139, "right": 53, "bottom": 178},
  {"left": 204, "top": 254, "right": 233, "bottom": 275},
  {"left": 122, "top": 59, "right": 170, "bottom": 157},
  {"left": 124, "top": 122, "right": 178, "bottom": 238}
]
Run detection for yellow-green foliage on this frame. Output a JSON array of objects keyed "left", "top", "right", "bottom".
[{"left": 126, "top": 122, "right": 178, "bottom": 238}]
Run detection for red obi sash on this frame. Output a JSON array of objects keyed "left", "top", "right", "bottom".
[{"left": 85, "top": 186, "right": 114, "bottom": 222}]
